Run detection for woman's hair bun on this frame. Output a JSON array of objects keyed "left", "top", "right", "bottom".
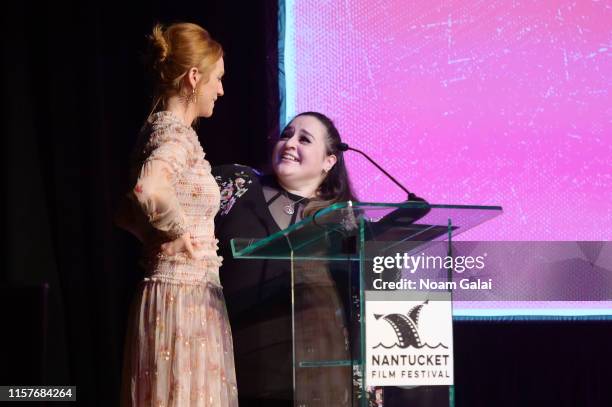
[{"left": 149, "top": 23, "right": 170, "bottom": 67}]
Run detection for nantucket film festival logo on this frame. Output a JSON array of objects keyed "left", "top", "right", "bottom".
[{"left": 365, "top": 299, "right": 454, "bottom": 386}]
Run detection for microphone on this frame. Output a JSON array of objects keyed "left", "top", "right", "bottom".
[{"left": 337, "top": 142, "right": 418, "bottom": 201}]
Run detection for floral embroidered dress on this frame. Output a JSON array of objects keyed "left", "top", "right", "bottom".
[{"left": 121, "top": 111, "right": 238, "bottom": 407}]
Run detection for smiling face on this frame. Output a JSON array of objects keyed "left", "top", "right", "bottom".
[
  {"left": 272, "top": 115, "right": 337, "bottom": 192},
  {"left": 196, "top": 57, "right": 224, "bottom": 117}
]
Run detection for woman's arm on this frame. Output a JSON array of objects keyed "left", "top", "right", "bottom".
[
  {"left": 132, "top": 132, "right": 191, "bottom": 239},
  {"left": 114, "top": 192, "right": 152, "bottom": 243},
  {"left": 132, "top": 159, "right": 188, "bottom": 239}
]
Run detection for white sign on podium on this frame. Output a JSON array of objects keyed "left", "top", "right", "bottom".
[{"left": 365, "top": 291, "right": 454, "bottom": 387}]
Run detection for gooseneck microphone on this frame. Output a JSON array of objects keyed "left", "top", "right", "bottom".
[{"left": 337, "top": 142, "right": 418, "bottom": 201}]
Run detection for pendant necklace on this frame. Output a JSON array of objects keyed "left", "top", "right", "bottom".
[{"left": 283, "top": 193, "right": 308, "bottom": 215}]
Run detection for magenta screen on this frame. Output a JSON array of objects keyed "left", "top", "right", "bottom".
[{"left": 282, "top": 0, "right": 611, "bottom": 241}]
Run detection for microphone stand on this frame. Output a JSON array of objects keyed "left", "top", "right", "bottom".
[{"left": 340, "top": 143, "right": 417, "bottom": 201}]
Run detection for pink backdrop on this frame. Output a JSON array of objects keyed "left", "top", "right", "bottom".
[{"left": 284, "top": 0, "right": 612, "bottom": 240}]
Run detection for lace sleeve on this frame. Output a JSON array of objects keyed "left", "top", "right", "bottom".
[{"left": 132, "top": 131, "right": 191, "bottom": 239}]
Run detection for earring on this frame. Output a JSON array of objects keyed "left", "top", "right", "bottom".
[{"left": 188, "top": 88, "right": 197, "bottom": 104}]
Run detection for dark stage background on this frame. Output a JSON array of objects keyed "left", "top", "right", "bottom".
[
  {"left": 0, "top": 0, "right": 279, "bottom": 405},
  {"left": 1, "top": 1, "right": 610, "bottom": 406}
]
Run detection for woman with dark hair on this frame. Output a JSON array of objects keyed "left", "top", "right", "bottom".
[
  {"left": 213, "top": 112, "right": 355, "bottom": 406},
  {"left": 273, "top": 111, "right": 356, "bottom": 216}
]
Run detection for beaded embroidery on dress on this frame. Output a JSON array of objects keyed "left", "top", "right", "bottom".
[{"left": 121, "top": 111, "right": 238, "bottom": 407}]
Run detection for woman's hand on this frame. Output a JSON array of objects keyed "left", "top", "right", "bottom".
[{"left": 160, "top": 232, "right": 203, "bottom": 259}]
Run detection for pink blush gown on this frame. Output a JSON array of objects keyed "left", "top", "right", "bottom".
[{"left": 120, "top": 111, "right": 238, "bottom": 407}]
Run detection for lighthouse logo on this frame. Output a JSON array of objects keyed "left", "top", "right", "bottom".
[{"left": 365, "top": 298, "right": 454, "bottom": 386}]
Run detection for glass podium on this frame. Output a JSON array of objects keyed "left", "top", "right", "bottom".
[{"left": 231, "top": 201, "right": 502, "bottom": 406}]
